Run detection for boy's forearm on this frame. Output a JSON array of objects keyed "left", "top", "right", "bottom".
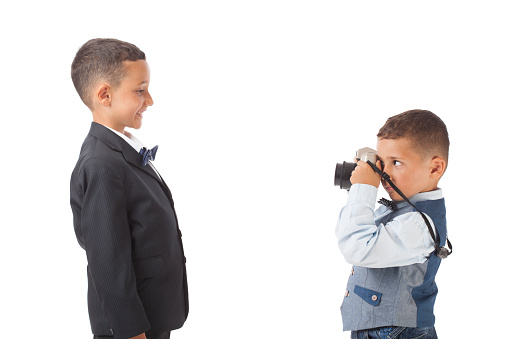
[{"left": 336, "top": 184, "right": 379, "bottom": 265}]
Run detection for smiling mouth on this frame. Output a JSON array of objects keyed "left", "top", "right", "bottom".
[{"left": 136, "top": 110, "right": 145, "bottom": 117}]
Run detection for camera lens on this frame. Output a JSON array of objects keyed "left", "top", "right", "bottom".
[{"left": 334, "top": 161, "right": 356, "bottom": 190}]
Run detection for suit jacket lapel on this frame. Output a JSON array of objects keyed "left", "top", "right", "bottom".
[
  {"left": 88, "top": 123, "right": 185, "bottom": 252},
  {"left": 88, "top": 122, "right": 161, "bottom": 183}
]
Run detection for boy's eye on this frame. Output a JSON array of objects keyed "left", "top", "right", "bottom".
[
  {"left": 136, "top": 90, "right": 145, "bottom": 94},
  {"left": 393, "top": 160, "right": 402, "bottom": 166}
]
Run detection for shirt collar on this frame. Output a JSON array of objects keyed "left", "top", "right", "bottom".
[
  {"left": 395, "top": 188, "right": 443, "bottom": 209},
  {"left": 105, "top": 126, "right": 145, "bottom": 153}
]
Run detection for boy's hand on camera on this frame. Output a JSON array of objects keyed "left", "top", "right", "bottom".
[{"left": 350, "top": 159, "right": 382, "bottom": 188}]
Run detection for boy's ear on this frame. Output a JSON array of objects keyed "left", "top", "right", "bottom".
[
  {"left": 96, "top": 84, "right": 112, "bottom": 107},
  {"left": 429, "top": 156, "right": 446, "bottom": 179}
]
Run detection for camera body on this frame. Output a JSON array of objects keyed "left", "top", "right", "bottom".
[{"left": 334, "top": 147, "right": 377, "bottom": 190}]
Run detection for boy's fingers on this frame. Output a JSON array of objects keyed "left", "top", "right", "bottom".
[
  {"left": 356, "top": 160, "right": 370, "bottom": 169},
  {"left": 353, "top": 160, "right": 363, "bottom": 171}
]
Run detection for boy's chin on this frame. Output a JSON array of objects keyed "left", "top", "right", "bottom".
[{"left": 386, "top": 191, "right": 404, "bottom": 202}]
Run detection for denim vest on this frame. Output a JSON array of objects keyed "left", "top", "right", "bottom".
[{"left": 341, "top": 198, "right": 447, "bottom": 331}]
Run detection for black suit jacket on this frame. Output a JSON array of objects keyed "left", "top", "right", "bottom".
[{"left": 70, "top": 122, "right": 188, "bottom": 339}]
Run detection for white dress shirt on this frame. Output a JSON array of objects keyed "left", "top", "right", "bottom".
[{"left": 105, "top": 126, "right": 161, "bottom": 180}]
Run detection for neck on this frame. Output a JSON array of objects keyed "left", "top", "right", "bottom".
[{"left": 92, "top": 112, "right": 125, "bottom": 134}]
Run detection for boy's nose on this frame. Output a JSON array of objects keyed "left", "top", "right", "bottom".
[
  {"left": 145, "top": 91, "right": 154, "bottom": 106},
  {"left": 382, "top": 167, "right": 393, "bottom": 182}
]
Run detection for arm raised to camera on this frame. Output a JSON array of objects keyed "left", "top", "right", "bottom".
[{"left": 335, "top": 184, "right": 436, "bottom": 268}]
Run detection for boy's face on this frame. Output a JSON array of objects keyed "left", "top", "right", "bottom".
[
  {"left": 376, "top": 137, "right": 438, "bottom": 201},
  {"left": 102, "top": 60, "right": 153, "bottom": 133}
]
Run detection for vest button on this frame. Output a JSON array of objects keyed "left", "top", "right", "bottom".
[{"left": 371, "top": 295, "right": 378, "bottom": 301}]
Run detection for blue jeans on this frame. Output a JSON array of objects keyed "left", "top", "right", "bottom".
[{"left": 351, "top": 326, "right": 437, "bottom": 339}]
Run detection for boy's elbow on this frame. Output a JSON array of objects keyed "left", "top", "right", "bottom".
[{"left": 338, "top": 240, "right": 370, "bottom": 266}]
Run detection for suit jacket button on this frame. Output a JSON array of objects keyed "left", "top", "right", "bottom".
[{"left": 110, "top": 329, "right": 114, "bottom": 335}]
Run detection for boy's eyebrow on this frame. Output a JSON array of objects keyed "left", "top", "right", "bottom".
[
  {"left": 378, "top": 155, "right": 404, "bottom": 161},
  {"left": 137, "top": 80, "right": 148, "bottom": 85}
]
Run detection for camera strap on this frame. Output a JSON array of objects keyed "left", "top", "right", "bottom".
[{"left": 366, "top": 161, "right": 453, "bottom": 259}]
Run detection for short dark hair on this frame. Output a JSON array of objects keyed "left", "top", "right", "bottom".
[
  {"left": 71, "top": 38, "right": 146, "bottom": 109},
  {"left": 377, "top": 109, "right": 449, "bottom": 164}
]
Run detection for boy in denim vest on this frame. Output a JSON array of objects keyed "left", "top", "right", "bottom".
[{"left": 336, "top": 110, "right": 450, "bottom": 339}]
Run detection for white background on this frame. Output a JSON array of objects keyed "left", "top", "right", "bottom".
[{"left": 1, "top": 1, "right": 508, "bottom": 338}]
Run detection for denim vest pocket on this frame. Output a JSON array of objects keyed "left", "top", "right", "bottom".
[{"left": 354, "top": 285, "right": 382, "bottom": 306}]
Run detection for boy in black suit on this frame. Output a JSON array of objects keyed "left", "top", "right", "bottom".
[{"left": 70, "top": 38, "right": 188, "bottom": 339}]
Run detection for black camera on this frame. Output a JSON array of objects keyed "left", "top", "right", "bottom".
[{"left": 334, "top": 147, "right": 377, "bottom": 190}]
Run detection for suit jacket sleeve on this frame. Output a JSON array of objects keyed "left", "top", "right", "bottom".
[{"left": 79, "top": 157, "right": 151, "bottom": 338}]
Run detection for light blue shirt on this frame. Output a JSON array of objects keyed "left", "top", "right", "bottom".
[{"left": 336, "top": 184, "right": 440, "bottom": 268}]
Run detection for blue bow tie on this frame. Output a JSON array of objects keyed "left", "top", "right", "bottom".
[
  {"left": 140, "top": 145, "right": 159, "bottom": 166},
  {"left": 378, "top": 197, "right": 397, "bottom": 211}
]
